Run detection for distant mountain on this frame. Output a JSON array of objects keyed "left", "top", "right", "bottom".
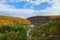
[
  {"left": 27, "top": 16, "right": 60, "bottom": 24},
  {"left": 0, "top": 15, "right": 31, "bottom": 26}
]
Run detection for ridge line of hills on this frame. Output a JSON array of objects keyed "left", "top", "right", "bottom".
[
  {"left": 27, "top": 16, "right": 60, "bottom": 24},
  {"left": 0, "top": 15, "right": 31, "bottom": 26},
  {"left": 0, "top": 15, "right": 60, "bottom": 26}
]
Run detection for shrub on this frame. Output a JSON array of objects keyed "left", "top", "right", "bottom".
[
  {"left": 31, "top": 20, "right": 60, "bottom": 40},
  {"left": 0, "top": 25, "right": 27, "bottom": 40}
]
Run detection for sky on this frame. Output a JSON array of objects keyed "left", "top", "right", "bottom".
[{"left": 0, "top": 0, "right": 60, "bottom": 18}]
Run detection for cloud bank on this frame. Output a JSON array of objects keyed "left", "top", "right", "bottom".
[
  {"left": 0, "top": 0, "right": 60, "bottom": 18},
  {"left": 38, "top": 0, "right": 60, "bottom": 16},
  {"left": 0, "top": 4, "right": 35, "bottom": 18}
]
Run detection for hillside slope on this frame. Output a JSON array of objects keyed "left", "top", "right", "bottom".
[
  {"left": 31, "top": 17, "right": 60, "bottom": 40},
  {"left": 0, "top": 15, "right": 31, "bottom": 26},
  {"left": 27, "top": 16, "right": 60, "bottom": 24}
]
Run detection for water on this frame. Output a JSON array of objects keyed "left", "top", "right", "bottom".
[{"left": 27, "top": 25, "right": 34, "bottom": 37}]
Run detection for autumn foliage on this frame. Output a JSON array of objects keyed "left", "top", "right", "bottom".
[{"left": 0, "top": 15, "right": 31, "bottom": 26}]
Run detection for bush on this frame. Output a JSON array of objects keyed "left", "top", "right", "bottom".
[
  {"left": 31, "top": 20, "right": 60, "bottom": 40},
  {"left": 0, "top": 25, "right": 27, "bottom": 40}
]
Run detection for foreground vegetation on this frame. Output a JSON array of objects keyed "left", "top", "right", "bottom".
[
  {"left": 0, "top": 25, "right": 27, "bottom": 40},
  {"left": 31, "top": 19, "right": 60, "bottom": 40}
]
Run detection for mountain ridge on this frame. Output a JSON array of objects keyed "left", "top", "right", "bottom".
[{"left": 27, "top": 16, "right": 60, "bottom": 24}]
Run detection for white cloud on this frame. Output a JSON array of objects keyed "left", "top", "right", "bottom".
[
  {"left": 0, "top": 0, "right": 60, "bottom": 18},
  {"left": 10, "top": 0, "right": 52, "bottom": 5},
  {"left": 35, "top": 0, "right": 60, "bottom": 16},
  {"left": 0, "top": 0, "right": 7, "bottom": 4},
  {"left": 0, "top": 0, "right": 35, "bottom": 18},
  {"left": 0, "top": 4, "right": 35, "bottom": 18},
  {"left": 25, "top": 0, "right": 52, "bottom": 6}
]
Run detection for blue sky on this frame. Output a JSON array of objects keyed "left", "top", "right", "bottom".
[
  {"left": 7, "top": 1, "right": 52, "bottom": 10},
  {"left": 0, "top": 0, "right": 60, "bottom": 18}
]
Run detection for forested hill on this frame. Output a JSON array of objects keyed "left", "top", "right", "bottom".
[
  {"left": 0, "top": 15, "right": 31, "bottom": 26},
  {"left": 27, "top": 16, "right": 60, "bottom": 24}
]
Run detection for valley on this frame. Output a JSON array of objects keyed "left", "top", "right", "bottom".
[{"left": 0, "top": 15, "right": 60, "bottom": 40}]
